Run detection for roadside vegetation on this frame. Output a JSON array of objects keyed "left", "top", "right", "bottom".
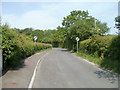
[
  {"left": 77, "top": 35, "right": 120, "bottom": 73},
  {"left": 1, "top": 24, "right": 52, "bottom": 70},
  {"left": 51, "top": 10, "right": 120, "bottom": 73},
  {"left": 1, "top": 10, "right": 120, "bottom": 73}
]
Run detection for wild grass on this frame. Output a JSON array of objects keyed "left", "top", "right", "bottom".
[{"left": 76, "top": 52, "right": 119, "bottom": 74}]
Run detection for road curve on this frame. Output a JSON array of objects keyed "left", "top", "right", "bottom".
[{"left": 32, "top": 48, "right": 118, "bottom": 88}]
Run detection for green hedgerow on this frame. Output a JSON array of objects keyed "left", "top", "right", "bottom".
[{"left": 2, "top": 24, "right": 52, "bottom": 70}]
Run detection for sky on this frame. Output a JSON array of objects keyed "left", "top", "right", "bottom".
[{"left": 1, "top": 1, "right": 119, "bottom": 34}]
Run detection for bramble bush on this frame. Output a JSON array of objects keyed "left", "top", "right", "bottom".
[
  {"left": 79, "top": 35, "right": 117, "bottom": 59},
  {"left": 79, "top": 35, "right": 120, "bottom": 73},
  {"left": 108, "top": 35, "right": 120, "bottom": 61},
  {"left": 2, "top": 24, "right": 52, "bottom": 70}
]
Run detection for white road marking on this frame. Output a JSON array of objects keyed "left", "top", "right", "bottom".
[{"left": 28, "top": 52, "right": 49, "bottom": 89}]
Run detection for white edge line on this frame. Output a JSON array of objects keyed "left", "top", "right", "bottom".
[{"left": 28, "top": 52, "right": 48, "bottom": 89}]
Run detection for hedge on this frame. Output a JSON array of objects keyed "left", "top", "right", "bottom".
[
  {"left": 79, "top": 35, "right": 120, "bottom": 73},
  {"left": 79, "top": 35, "right": 118, "bottom": 59},
  {"left": 2, "top": 24, "right": 52, "bottom": 70}
]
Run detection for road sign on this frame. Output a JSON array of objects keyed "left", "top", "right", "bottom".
[
  {"left": 76, "top": 37, "right": 79, "bottom": 41},
  {"left": 76, "top": 37, "right": 80, "bottom": 53},
  {"left": 34, "top": 36, "right": 37, "bottom": 41}
]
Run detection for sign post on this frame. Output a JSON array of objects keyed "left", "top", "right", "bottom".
[
  {"left": 33, "top": 36, "right": 38, "bottom": 50},
  {"left": 76, "top": 37, "right": 80, "bottom": 53}
]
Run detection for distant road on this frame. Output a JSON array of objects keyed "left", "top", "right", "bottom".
[{"left": 32, "top": 48, "right": 118, "bottom": 88}]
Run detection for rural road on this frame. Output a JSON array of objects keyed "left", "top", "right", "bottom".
[
  {"left": 2, "top": 48, "right": 118, "bottom": 88},
  {"left": 32, "top": 48, "right": 118, "bottom": 88}
]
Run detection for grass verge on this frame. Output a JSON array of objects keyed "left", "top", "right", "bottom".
[
  {"left": 35, "top": 47, "right": 52, "bottom": 54},
  {"left": 76, "top": 52, "right": 119, "bottom": 74}
]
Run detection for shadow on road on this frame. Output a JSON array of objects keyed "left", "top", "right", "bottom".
[
  {"left": 60, "top": 49, "right": 74, "bottom": 53},
  {"left": 60, "top": 49, "right": 69, "bottom": 52},
  {"left": 11, "top": 60, "right": 26, "bottom": 70},
  {"left": 2, "top": 60, "right": 26, "bottom": 76},
  {"left": 94, "top": 69, "right": 118, "bottom": 83}
]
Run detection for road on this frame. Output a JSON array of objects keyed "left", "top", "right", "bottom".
[
  {"left": 2, "top": 48, "right": 118, "bottom": 88},
  {"left": 32, "top": 48, "right": 118, "bottom": 88}
]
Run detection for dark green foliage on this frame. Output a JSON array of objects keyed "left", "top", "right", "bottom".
[
  {"left": 19, "top": 28, "right": 56, "bottom": 44},
  {"left": 108, "top": 35, "right": 120, "bottom": 61},
  {"left": 53, "top": 10, "right": 110, "bottom": 51},
  {"left": 79, "top": 35, "right": 120, "bottom": 73},
  {"left": 62, "top": 10, "right": 89, "bottom": 27},
  {"left": 77, "top": 52, "right": 119, "bottom": 73},
  {"left": 19, "top": 28, "right": 33, "bottom": 35},
  {"left": 79, "top": 35, "right": 117, "bottom": 58},
  {"left": 115, "top": 16, "right": 120, "bottom": 30},
  {"left": 100, "top": 58, "right": 119, "bottom": 73},
  {"left": 42, "top": 30, "right": 56, "bottom": 43},
  {"left": 32, "top": 30, "right": 44, "bottom": 42},
  {"left": 52, "top": 42, "right": 59, "bottom": 47},
  {"left": 2, "top": 24, "right": 52, "bottom": 70}
]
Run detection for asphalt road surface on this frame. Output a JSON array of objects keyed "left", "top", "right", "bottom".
[{"left": 32, "top": 48, "right": 118, "bottom": 88}]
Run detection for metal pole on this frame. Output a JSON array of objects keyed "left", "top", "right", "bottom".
[{"left": 77, "top": 41, "right": 78, "bottom": 53}]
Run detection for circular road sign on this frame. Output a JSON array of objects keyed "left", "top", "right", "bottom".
[
  {"left": 34, "top": 36, "right": 38, "bottom": 41},
  {"left": 76, "top": 37, "right": 79, "bottom": 41}
]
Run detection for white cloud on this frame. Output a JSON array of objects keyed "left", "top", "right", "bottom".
[
  {"left": 3, "top": 10, "right": 59, "bottom": 30},
  {"left": 2, "top": 14, "right": 18, "bottom": 26},
  {"left": 2, "top": 0, "right": 120, "bottom": 2},
  {"left": 2, "top": 3, "right": 75, "bottom": 30},
  {"left": 2, "top": 2, "right": 118, "bottom": 34},
  {"left": 19, "top": 10, "right": 58, "bottom": 29}
]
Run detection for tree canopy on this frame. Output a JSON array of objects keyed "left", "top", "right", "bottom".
[
  {"left": 115, "top": 16, "right": 120, "bottom": 31},
  {"left": 3, "top": 10, "right": 110, "bottom": 50},
  {"left": 53, "top": 10, "right": 110, "bottom": 50}
]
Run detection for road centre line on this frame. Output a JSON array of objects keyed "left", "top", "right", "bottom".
[{"left": 28, "top": 52, "right": 49, "bottom": 89}]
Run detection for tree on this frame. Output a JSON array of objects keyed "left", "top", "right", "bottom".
[
  {"left": 115, "top": 16, "right": 120, "bottom": 35},
  {"left": 115, "top": 16, "right": 120, "bottom": 29},
  {"left": 43, "top": 30, "right": 55, "bottom": 43},
  {"left": 32, "top": 29, "right": 44, "bottom": 42},
  {"left": 96, "top": 21, "right": 110, "bottom": 35},
  {"left": 20, "top": 28, "right": 33, "bottom": 35},
  {"left": 62, "top": 10, "right": 89, "bottom": 27},
  {"left": 54, "top": 10, "right": 110, "bottom": 51}
]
